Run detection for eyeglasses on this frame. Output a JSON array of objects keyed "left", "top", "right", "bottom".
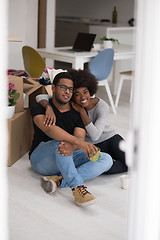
[{"left": 57, "top": 85, "right": 74, "bottom": 93}]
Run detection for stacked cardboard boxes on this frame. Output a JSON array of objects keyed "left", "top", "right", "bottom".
[
  {"left": 8, "top": 110, "right": 30, "bottom": 166},
  {"left": 8, "top": 75, "right": 51, "bottom": 166}
]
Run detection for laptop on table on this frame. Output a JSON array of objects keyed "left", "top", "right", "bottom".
[{"left": 59, "top": 32, "right": 96, "bottom": 52}]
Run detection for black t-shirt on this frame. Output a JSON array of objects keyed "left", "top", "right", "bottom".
[{"left": 29, "top": 99, "right": 85, "bottom": 157}]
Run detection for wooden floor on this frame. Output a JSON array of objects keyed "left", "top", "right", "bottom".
[{"left": 8, "top": 81, "right": 132, "bottom": 240}]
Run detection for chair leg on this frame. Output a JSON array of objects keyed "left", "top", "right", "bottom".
[
  {"left": 104, "top": 81, "right": 117, "bottom": 114},
  {"left": 115, "top": 75, "right": 124, "bottom": 108}
]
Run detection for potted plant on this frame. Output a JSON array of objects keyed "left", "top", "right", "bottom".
[
  {"left": 100, "top": 36, "right": 119, "bottom": 49},
  {"left": 8, "top": 82, "right": 20, "bottom": 118}
]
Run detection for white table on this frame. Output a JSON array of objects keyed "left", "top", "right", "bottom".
[
  {"left": 37, "top": 46, "right": 98, "bottom": 70},
  {"left": 37, "top": 44, "right": 134, "bottom": 94}
]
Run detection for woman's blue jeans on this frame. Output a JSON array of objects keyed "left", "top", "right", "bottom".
[{"left": 30, "top": 140, "right": 113, "bottom": 189}]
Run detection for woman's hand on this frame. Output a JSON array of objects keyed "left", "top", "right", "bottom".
[
  {"left": 71, "top": 100, "right": 83, "bottom": 112},
  {"left": 44, "top": 105, "right": 56, "bottom": 127},
  {"left": 76, "top": 139, "right": 98, "bottom": 160},
  {"left": 57, "top": 141, "right": 74, "bottom": 156}
]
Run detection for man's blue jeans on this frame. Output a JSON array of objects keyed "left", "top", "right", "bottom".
[{"left": 30, "top": 140, "right": 113, "bottom": 189}]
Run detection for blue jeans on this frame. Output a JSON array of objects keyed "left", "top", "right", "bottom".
[{"left": 30, "top": 140, "right": 113, "bottom": 189}]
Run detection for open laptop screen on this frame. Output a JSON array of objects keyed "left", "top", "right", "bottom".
[{"left": 72, "top": 32, "right": 96, "bottom": 51}]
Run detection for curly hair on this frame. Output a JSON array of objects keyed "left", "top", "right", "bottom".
[{"left": 68, "top": 69, "right": 98, "bottom": 96}]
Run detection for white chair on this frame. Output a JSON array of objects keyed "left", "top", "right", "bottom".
[
  {"left": 89, "top": 48, "right": 117, "bottom": 115},
  {"left": 115, "top": 71, "right": 133, "bottom": 108}
]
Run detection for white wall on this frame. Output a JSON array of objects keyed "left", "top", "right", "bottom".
[
  {"left": 8, "top": 0, "right": 38, "bottom": 69},
  {"left": 8, "top": 0, "right": 133, "bottom": 69},
  {"left": 56, "top": 0, "right": 134, "bottom": 23}
]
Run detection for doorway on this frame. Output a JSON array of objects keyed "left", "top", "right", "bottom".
[{"left": 38, "top": 0, "right": 47, "bottom": 48}]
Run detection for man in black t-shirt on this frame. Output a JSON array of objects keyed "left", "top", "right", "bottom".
[{"left": 29, "top": 72, "right": 112, "bottom": 207}]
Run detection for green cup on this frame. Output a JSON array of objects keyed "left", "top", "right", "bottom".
[{"left": 90, "top": 147, "right": 103, "bottom": 162}]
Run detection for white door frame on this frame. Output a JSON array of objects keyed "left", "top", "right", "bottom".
[
  {"left": 127, "top": 0, "right": 160, "bottom": 239},
  {"left": 0, "top": 0, "right": 9, "bottom": 239},
  {"left": 46, "top": 0, "right": 56, "bottom": 67}
]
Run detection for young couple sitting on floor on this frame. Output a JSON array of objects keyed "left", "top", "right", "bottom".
[{"left": 29, "top": 69, "right": 128, "bottom": 207}]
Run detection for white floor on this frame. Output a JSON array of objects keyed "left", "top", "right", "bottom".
[{"left": 8, "top": 81, "right": 132, "bottom": 240}]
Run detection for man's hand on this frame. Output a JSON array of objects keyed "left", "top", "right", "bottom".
[
  {"left": 76, "top": 139, "right": 98, "bottom": 160},
  {"left": 44, "top": 105, "right": 56, "bottom": 127},
  {"left": 57, "top": 141, "right": 74, "bottom": 156},
  {"left": 58, "top": 140, "right": 98, "bottom": 160}
]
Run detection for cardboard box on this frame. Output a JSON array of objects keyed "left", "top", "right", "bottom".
[
  {"left": 23, "top": 79, "right": 51, "bottom": 107},
  {"left": 43, "top": 84, "right": 52, "bottom": 95},
  {"left": 7, "top": 77, "right": 51, "bottom": 166},
  {"left": 8, "top": 109, "right": 31, "bottom": 167}
]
